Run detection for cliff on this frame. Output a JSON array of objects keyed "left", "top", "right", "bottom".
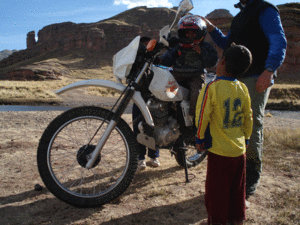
[
  {"left": 0, "top": 6, "right": 179, "bottom": 80},
  {"left": 277, "top": 3, "right": 300, "bottom": 79},
  {"left": 0, "top": 4, "right": 299, "bottom": 81}
]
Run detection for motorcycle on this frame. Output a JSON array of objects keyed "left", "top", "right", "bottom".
[{"left": 37, "top": 0, "right": 208, "bottom": 208}]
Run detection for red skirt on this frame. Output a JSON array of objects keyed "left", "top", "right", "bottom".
[{"left": 205, "top": 152, "right": 246, "bottom": 224}]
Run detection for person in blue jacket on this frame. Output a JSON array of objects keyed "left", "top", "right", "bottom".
[{"left": 201, "top": 0, "right": 287, "bottom": 201}]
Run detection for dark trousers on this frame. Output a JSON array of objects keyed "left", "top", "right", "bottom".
[
  {"left": 132, "top": 104, "right": 159, "bottom": 160},
  {"left": 174, "top": 75, "right": 204, "bottom": 116},
  {"left": 205, "top": 152, "right": 246, "bottom": 224}
]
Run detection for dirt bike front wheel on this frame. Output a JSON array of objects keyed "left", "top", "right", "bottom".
[{"left": 37, "top": 106, "right": 139, "bottom": 208}]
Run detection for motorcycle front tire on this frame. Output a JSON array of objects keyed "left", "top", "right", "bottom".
[{"left": 37, "top": 106, "right": 139, "bottom": 208}]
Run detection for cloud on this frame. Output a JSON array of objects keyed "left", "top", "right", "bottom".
[{"left": 114, "top": 0, "right": 173, "bottom": 9}]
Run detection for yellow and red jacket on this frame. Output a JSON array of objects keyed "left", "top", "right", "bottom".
[{"left": 195, "top": 76, "right": 253, "bottom": 157}]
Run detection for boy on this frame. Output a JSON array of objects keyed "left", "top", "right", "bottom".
[
  {"left": 195, "top": 44, "right": 253, "bottom": 225},
  {"left": 157, "top": 15, "right": 218, "bottom": 116}
]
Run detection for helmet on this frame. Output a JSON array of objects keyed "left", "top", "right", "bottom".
[{"left": 177, "top": 15, "right": 207, "bottom": 43}]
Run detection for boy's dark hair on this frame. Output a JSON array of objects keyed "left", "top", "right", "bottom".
[{"left": 223, "top": 43, "right": 252, "bottom": 78}]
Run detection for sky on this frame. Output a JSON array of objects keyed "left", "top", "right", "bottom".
[{"left": 0, "top": 0, "right": 291, "bottom": 51}]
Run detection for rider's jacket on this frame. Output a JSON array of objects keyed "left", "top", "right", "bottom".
[
  {"left": 195, "top": 76, "right": 253, "bottom": 157},
  {"left": 159, "top": 41, "right": 218, "bottom": 78}
]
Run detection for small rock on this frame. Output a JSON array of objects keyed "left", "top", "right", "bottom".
[
  {"left": 34, "top": 183, "right": 43, "bottom": 191},
  {"left": 265, "top": 113, "right": 273, "bottom": 117}
]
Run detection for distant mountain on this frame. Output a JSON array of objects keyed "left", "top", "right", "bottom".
[
  {"left": 206, "top": 9, "right": 233, "bottom": 18},
  {"left": 0, "top": 49, "right": 18, "bottom": 61}
]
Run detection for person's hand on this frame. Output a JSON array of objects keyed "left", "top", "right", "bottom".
[
  {"left": 200, "top": 16, "right": 216, "bottom": 33},
  {"left": 256, "top": 70, "right": 273, "bottom": 93},
  {"left": 193, "top": 44, "right": 201, "bottom": 54},
  {"left": 196, "top": 143, "right": 206, "bottom": 153}
]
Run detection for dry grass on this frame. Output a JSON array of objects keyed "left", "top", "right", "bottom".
[
  {"left": 1, "top": 72, "right": 300, "bottom": 108},
  {"left": 261, "top": 128, "right": 300, "bottom": 224},
  {"left": 0, "top": 66, "right": 117, "bottom": 104},
  {"left": 0, "top": 77, "right": 73, "bottom": 104}
]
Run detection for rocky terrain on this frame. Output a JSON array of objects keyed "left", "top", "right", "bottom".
[
  {"left": 0, "top": 3, "right": 299, "bottom": 82},
  {"left": 0, "top": 6, "right": 178, "bottom": 80}
]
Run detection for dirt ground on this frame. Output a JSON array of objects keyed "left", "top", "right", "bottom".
[{"left": 0, "top": 108, "right": 299, "bottom": 225}]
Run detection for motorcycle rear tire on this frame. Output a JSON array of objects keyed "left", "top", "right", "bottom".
[{"left": 37, "top": 106, "right": 139, "bottom": 208}]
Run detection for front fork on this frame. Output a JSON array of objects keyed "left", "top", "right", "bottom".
[
  {"left": 85, "top": 88, "right": 135, "bottom": 169},
  {"left": 85, "top": 62, "right": 150, "bottom": 169}
]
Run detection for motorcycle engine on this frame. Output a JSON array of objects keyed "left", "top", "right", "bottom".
[{"left": 146, "top": 99, "right": 180, "bottom": 147}]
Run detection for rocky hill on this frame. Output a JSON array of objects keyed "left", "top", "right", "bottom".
[
  {"left": 277, "top": 3, "right": 300, "bottom": 79},
  {"left": 0, "top": 3, "right": 299, "bottom": 82},
  {"left": 0, "top": 6, "right": 179, "bottom": 80},
  {"left": 206, "top": 9, "right": 233, "bottom": 18}
]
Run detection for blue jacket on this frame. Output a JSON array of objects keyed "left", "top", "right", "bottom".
[{"left": 210, "top": 0, "right": 287, "bottom": 76}]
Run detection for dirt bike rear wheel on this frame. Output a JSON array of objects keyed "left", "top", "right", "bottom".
[
  {"left": 37, "top": 106, "right": 139, "bottom": 208},
  {"left": 174, "top": 138, "right": 207, "bottom": 168}
]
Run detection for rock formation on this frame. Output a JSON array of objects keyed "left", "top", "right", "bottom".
[
  {"left": 26, "top": 31, "right": 36, "bottom": 49},
  {"left": 0, "top": 4, "right": 299, "bottom": 81},
  {"left": 277, "top": 3, "right": 300, "bottom": 78},
  {"left": 0, "top": 6, "right": 178, "bottom": 80}
]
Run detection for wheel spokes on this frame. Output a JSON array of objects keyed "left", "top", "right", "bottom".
[{"left": 48, "top": 116, "right": 129, "bottom": 197}]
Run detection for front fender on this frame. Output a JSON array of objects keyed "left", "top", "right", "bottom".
[
  {"left": 55, "top": 79, "right": 154, "bottom": 126},
  {"left": 55, "top": 79, "right": 126, "bottom": 95}
]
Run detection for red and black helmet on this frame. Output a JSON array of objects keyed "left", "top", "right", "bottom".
[{"left": 178, "top": 15, "right": 207, "bottom": 42}]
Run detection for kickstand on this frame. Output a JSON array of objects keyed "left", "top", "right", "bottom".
[{"left": 182, "top": 147, "right": 190, "bottom": 183}]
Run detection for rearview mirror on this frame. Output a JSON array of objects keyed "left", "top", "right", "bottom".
[
  {"left": 159, "top": 0, "right": 193, "bottom": 46},
  {"left": 177, "top": 0, "right": 194, "bottom": 17},
  {"left": 169, "top": 0, "right": 193, "bottom": 32}
]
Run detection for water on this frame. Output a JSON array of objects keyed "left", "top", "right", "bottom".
[
  {"left": 0, "top": 105, "right": 298, "bottom": 121},
  {"left": 265, "top": 110, "right": 300, "bottom": 121},
  {"left": 0, "top": 105, "right": 73, "bottom": 112}
]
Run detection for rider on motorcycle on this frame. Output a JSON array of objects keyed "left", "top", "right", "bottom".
[
  {"left": 156, "top": 15, "right": 218, "bottom": 116},
  {"left": 136, "top": 16, "right": 218, "bottom": 170}
]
